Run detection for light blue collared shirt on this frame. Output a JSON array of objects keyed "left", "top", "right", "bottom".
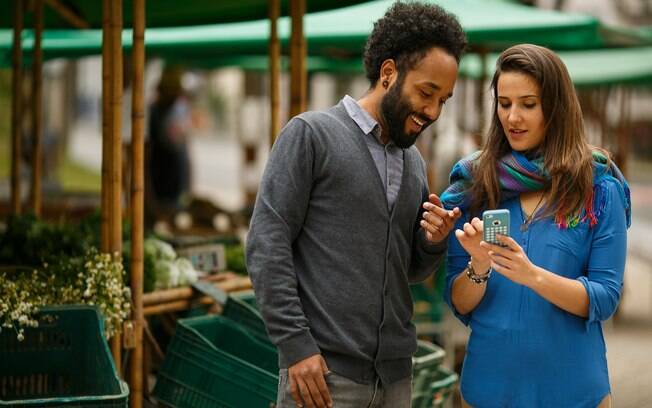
[{"left": 342, "top": 95, "right": 404, "bottom": 210}]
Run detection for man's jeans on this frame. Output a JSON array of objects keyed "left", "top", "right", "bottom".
[{"left": 276, "top": 369, "right": 411, "bottom": 408}]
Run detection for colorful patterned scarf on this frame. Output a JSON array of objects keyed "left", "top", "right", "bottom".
[{"left": 440, "top": 150, "right": 631, "bottom": 229}]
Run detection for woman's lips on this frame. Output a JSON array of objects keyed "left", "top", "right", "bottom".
[{"left": 508, "top": 129, "right": 527, "bottom": 138}]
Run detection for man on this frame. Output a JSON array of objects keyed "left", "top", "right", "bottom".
[{"left": 246, "top": 2, "right": 466, "bottom": 407}]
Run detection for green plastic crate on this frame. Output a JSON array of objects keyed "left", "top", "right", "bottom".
[
  {"left": 230, "top": 290, "right": 257, "bottom": 308},
  {"left": 217, "top": 296, "right": 449, "bottom": 407},
  {"left": 153, "top": 314, "right": 279, "bottom": 408},
  {"left": 413, "top": 340, "right": 445, "bottom": 373},
  {"left": 412, "top": 341, "right": 446, "bottom": 397},
  {"left": 0, "top": 305, "right": 129, "bottom": 407},
  {"left": 411, "top": 366, "right": 458, "bottom": 408},
  {"left": 411, "top": 262, "right": 447, "bottom": 324},
  {"left": 221, "top": 296, "right": 268, "bottom": 344}
]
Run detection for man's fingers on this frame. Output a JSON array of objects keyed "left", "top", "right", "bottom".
[
  {"left": 422, "top": 202, "right": 460, "bottom": 225},
  {"left": 420, "top": 219, "right": 441, "bottom": 236},
  {"left": 313, "top": 372, "right": 333, "bottom": 408},
  {"left": 289, "top": 376, "right": 304, "bottom": 408},
  {"left": 305, "top": 376, "right": 327, "bottom": 408},
  {"left": 423, "top": 203, "right": 450, "bottom": 218},
  {"left": 428, "top": 193, "right": 443, "bottom": 207},
  {"left": 296, "top": 377, "right": 315, "bottom": 408},
  {"left": 423, "top": 211, "right": 444, "bottom": 227},
  {"left": 319, "top": 356, "right": 329, "bottom": 374}
]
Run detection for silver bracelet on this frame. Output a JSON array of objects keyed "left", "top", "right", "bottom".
[{"left": 466, "top": 260, "right": 491, "bottom": 284}]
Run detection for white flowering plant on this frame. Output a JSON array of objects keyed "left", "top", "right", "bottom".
[{"left": 0, "top": 247, "right": 131, "bottom": 341}]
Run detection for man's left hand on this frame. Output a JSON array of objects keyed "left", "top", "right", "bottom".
[{"left": 420, "top": 193, "right": 461, "bottom": 244}]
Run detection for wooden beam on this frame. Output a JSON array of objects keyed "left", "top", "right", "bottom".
[
  {"left": 110, "top": 0, "right": 123, "bottom": 256},
  {"left": 11, "top": 0, "right": 24, "bottom": 215},
  {"left": 101, "top": 0, "right": 111, "bottom": 254},
  {"left": 30, "top": 0, "right": 44, "bottom": 217},
  {"left": 110, "top": 0, "right": 124, "bottom": 375},
  {"left": 269, "top": 0, "right": 280, "bottom": 146},
  {"left": 43, "top": 0, "right": 90, "bottom": 29},
  {"left": 129, "top": 0, "right": 145, "bottom": 406},
  {"left": 102, "top": 0, "right": 124, "bottom": 374},
  {"left": 289, "top": 0, "right": 307, "bottom": 117}
]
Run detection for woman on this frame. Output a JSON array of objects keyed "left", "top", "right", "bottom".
[{"left": 437, "top": 44, "right": 630, "bottom": 407}]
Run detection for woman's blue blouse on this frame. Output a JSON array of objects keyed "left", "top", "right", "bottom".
[{"left": 445, "top": 177, "right": 628, "bottom": 408}]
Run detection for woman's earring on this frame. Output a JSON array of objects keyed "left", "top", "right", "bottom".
[{"left": 382, "top": 80, "right": 389, "bottom": 89}]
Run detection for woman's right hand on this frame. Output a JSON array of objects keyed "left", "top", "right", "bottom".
[{"left": 455, "top": 217, "right": 491, "bottom": 270}]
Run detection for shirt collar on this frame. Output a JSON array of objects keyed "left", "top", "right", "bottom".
[{"left": 342, "top": 95, "right": 385, "bottom": 144}]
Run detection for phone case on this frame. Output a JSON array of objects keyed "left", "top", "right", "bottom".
[{"left": 483, "top": 209, "right": 510, "bottom": 246}]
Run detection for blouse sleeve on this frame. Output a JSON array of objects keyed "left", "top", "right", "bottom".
[
  {"left": 577, "top": 178, "right": 628, "bottom": 330},
  {"left": 444, "top": 215, "right": 472, "bottom": 325}
]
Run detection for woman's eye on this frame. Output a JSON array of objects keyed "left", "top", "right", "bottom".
[
  {"left": 524, "top": 103, "right": 536, "bottom": 109},
  {"left": 499, "top": 103, "right": 510, "bottom": 109}
]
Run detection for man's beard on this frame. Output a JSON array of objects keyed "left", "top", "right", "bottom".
[{"left": 379, "top": 78, "right": 432, "bottom": 149}]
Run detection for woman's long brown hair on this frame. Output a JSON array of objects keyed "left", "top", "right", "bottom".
[{"left": 469, "top": 44, "right": 605, "bottom": 222}]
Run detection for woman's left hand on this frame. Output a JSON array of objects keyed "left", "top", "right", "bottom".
[{"left": 480, "top": 234, "right": 542, "bottom": 288}]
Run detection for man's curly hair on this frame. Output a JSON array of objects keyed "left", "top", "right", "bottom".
[{"left": 363, "top": 1, "right": 467, "bottom": 86}]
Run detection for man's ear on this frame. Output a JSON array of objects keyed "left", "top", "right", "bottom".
[{"left": 379, "top": 59, "right": 398, "bottom": 90}]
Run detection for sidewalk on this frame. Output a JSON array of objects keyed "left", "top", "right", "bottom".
[{"left": 606, "top": 226, "right": 652, "bottom": 407}]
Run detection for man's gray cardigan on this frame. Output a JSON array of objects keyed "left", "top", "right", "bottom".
[{"left": 246, "top": 100, "right": 446, "bottom": 385}]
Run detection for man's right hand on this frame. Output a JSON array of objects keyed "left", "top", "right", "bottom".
[{"left": 288, "top": 354, "right": 333, "bottom": 408}]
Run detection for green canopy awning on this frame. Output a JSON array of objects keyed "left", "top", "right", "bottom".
[
  {"left": 176, "top": 48, "right": 652, "bottom": 88},
  {"left": 1, "top": 0, "right": 629, "bottom": 64},
  {"left": 188, "top": 55, "right": 364, "bottom": 73},
  {"left": 2, "top": 0, "right": 650, "bottom": 88},
  {"left": 0, "top": 0, "right": 368, "bottom": 28},
  {"left": 458, "top": 46, "right": 652, "bottom": 87}
]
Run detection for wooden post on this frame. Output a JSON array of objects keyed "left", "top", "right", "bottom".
[
  {"left": 110, "top": 0, "right": 124, "bottom": 373},
  {"left": 30, "top": 0, "right": 44, "bottom": 217},
  {"left": 289, "top": 0, "right": 307, "bottom": 117},
  {"left": 269, "top": 0, "right": 281, "bottom": 146},
  {"left": 11, "top": 0, "right": 24, "bottom": 215},
  {"left": 101, "top": 0, "right": 111, "bottom": 255},
  {"left": 102, "top": 0, "right": 124, "bottom": 373},
  {"left": 110, "top": 0, "right": 123, "bottom": 254},
  {"left": 129, "top": 0, "right": 145, "bottom": 405}
]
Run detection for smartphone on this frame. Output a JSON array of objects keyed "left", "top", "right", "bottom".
[{"left": 483, "top": 209, "right": 510, "bottom": 247}]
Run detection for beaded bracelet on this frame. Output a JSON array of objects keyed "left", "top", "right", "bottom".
[{"left": 466, "top": 260, "right": 491, "bottom": 284}]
